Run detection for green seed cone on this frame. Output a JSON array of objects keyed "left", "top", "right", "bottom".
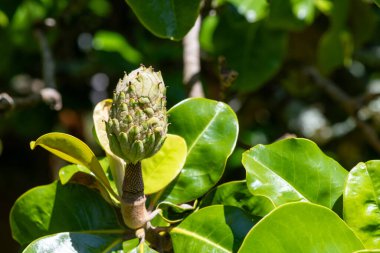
[{"left": 106, "top": 65, "right": 168, "bottom": 164}]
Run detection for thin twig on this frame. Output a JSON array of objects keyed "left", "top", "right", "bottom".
[
  {"left": 35, "top": 29, "right": 57, "bottom": 89},
  {"left": 183, "top": 16, "right": 204, "bottom": 98},
  {"left": 305, "top": 67, "right": 380, "bottom": 154}
]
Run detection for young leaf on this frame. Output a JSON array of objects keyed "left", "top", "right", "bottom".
[
  {"left": 142, "top": 134, "right": 187, "bottom": 195},
  {"left": 170, "top": 205, "right": 257, "bottom": 253},
  {"left": 344, "top": 160, "right": 380, "bottom": 249},
  {"left": 93, "top": 99, "right": 125, "bottom": 195},
  {"left": 22, "top": 232, "right": 123, "bottom": 253},
  {"left": 243, "top": 138, "right": 347, "bottom": 208},
  {"left": 200, "top": 180, "right": 274, "bottom": 217},
  {"left": 155, "top": 201, "right": 197, "bottom": 224},
  {"left": 157, "top": 98, "right": 239, "bottom": 204},
  {"left": 125, "top": 0, "right": 202, "bottom": 40},
  {"left": 59, "top": 162, "right": 118, "bottom": 206},
  {"left": 238, "top": 202, "right": 364, "bottom": 253},
  {"left": 10, "top": 181, "right": 123, "bottom": 247},
  {"left": 30, "top": 132, "right": 119, "bottom": 200}
]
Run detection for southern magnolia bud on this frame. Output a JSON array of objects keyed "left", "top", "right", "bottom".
[{"left": 106, "top": 66, "right": 168, "bottom": 164}]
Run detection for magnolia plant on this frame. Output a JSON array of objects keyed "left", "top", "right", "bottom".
[{"left": 10, "top": 66, "right": 380, "bottom": 252}]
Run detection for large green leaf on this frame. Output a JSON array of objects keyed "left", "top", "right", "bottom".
[
  {"left": 200, "top": 180, "right": 274, "bottom": 217},
  {"left": 10, "top": 181, "right": 123, "bottom": 247},
  {"left": 344, "top": 161, "right": 380, "bottom": 249},
  {"left": 30, "top": 132, "right": 118, "bottom": 200},
  {"left": 243, "top": 138, "right": 347, "bottom": 208},
  {"left": 201, "top": 7, "right": 288, "bottom": 92},
  {"left": 22, "top": 232, "right": 123, "bottom": 253},
  {"left": 125, "top": 0, "right": 201, "bottom": 40},
  {"left": 156, "top": 98, "right": 238, "bottom": 204},
  {"left": 171, "top": 205, "right": 256, "bottom": 253},
  {"left": 238, "top": 202, "right": 364, "bottom": 253}
]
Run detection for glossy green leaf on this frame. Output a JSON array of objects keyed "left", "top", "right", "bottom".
[
  {"left": 156, "top": 98, "right": 238, "bottom": 204},
  {"left": 30, "top": 132, "right": 118, "bottom": 200},
  {"left": 238, "top": 202, "right": 364, "bottom": 253},
  {"left": 22, "top": 232, "right": 123, "bottom": 253},
  {"left": 202, "top": 8, "right": 288, "bottom": 92},
  {"left": 93, "top": 31, "right": 142, "bottom": 64},
  {"left": 374, "top": 0, "right": 380, "bottom": 7},
  {"left": 142, "top": 134, "right": 187, "bottom": 194},
  {"left": 243, "top": 138, "right": 347, "bottom": 208},
  {"left": 10, "top": 181, "right": 123, "bottom": 247},
  {"left": 344, "top": 161, "right": 380, "bottom": 249},
  {"left": 171, "top": 205, "right": 256, "bottom": 253},
  {"left": 125, "top": 0, "right": 202, "bottom": 40},
  {"left": 200, "top": 180, "right": 274, "bottom": 217}
]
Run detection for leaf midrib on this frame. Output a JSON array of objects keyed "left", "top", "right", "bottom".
[
  {"left": 186, "top": 104, "right": 222, "bottom": 155},
  {"left": 171, "top": 227, "right": 231, "bottom": 253}
]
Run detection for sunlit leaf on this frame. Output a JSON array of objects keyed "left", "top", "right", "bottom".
[
  {"left": 22, "top": 232, "right": 123, "bottom": 253},
  {"left": 171, "top": 205, "right": 256, "bottom": 253},
  {"left": 200, "top": 180, "right": 274, "bottom": 217},
  {"left": 142, "top": 134, "right": 187, "bottom": 195},
  {"left": 243, "top": 138, "right": 347, "bottom": 208},
  {"left": 238, "top": 202, "right": 364, "bottom": 252},
  {"left": 156, "top": 98, "right": 238, "bottom": 204},
  {"left": 344, "top": 160, "right": 380, "bottom": 249},
  {"left": 10, "top": 181, "right": 123, "bottom": 247},
  {"left": 30, "top": 132, "right": 119, "bottom": 200}
]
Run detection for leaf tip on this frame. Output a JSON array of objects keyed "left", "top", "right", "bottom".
[{"left": 30, "top": 141, "right": 36, "bottom": 150}]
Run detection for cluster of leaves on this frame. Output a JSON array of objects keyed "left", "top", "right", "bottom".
[
  {"left": 10, "top": 97, "right": 380, "bottom": 252},
  {"left": 5, "top": 0, "right": 380, "bottom": 252}
]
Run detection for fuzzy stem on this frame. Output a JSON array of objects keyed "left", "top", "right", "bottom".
[{"left": 121, "top": 162, "right": 148, "bottom": 229}]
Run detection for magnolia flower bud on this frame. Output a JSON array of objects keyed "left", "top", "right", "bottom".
[{"left": 106, "top": 65, "right": 167, "bottom": 164}]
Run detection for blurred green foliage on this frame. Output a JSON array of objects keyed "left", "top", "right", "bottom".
[{"left": 1, "top": 0, "right": 380, "bottom": 251}]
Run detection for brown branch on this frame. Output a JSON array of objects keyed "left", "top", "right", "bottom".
[
  {"left": 183, "top": 16, "right": 204, "bottom": 98},
  {"left": 305, "top": 67, "right": 380, "bottom": 154},
  {"left": 0, "top": 87, "right": 61, "bottom": 113},
  {"left": 0, "top": 27, "right": 62, "bottom": 114}
]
